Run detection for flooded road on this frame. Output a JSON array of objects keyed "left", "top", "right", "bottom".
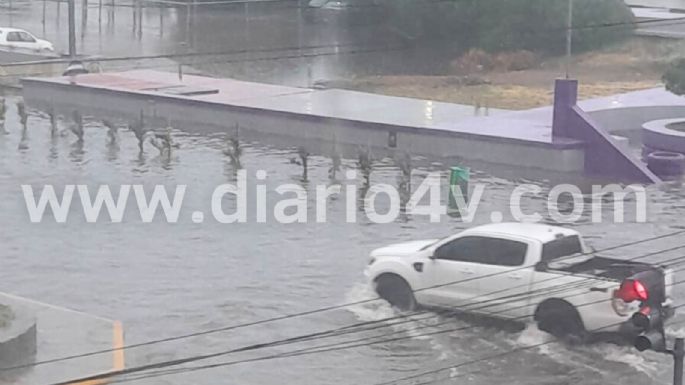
[
  {"left": 3, "top": 1, "right": 685, "bottom": 384},
  {"left": 4, "top": 0, "right": 439, "bottom": 86},
  {"left": 1, "top": 96, "right": 685, "bottom": 384}
]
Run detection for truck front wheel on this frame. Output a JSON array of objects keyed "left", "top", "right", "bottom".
[
  {"left": 375, "top": 274, "right": 417, "bottom": 311},
  {"left": 534, "top": 299, "right": 586, "bottom": 343}
]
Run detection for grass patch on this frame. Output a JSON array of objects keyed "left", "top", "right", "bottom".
[{"left": 326, "top": 36, "right": 677, "bottom": 110}]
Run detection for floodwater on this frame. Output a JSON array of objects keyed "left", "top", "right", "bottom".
[
  {"left": 1, "top": 93, "right": 685, "bottom": 385},
  {"left": 3, "top": 0, "right": 444, "bottom": 87},
  {"left": 3, "top": 1, "right": 685, "bottom": 385}
]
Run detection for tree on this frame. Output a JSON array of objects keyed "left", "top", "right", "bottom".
[
  {"left": 381, "top": 0, "right": 634, "bottom": 56},
  {"left": 664, "top": 58, "right": 685, "bottom": 96}
]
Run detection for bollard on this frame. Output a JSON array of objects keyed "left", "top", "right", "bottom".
[
  {"left": 675, "top": 338, "right": 684, "bottom": 385},
  {"left": 448, "top": 166, "right": 469, "bottom": 212}
]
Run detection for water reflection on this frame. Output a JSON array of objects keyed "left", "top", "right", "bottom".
[
  {"left": 68, "top": 140, "right": 86, "bottom": 164},
  {"left": 133, "top": 151, "right": 148, "bottom": 174},
  {"left": 0, "top": 98, "right": 7, "bottom": 135},
  {"left": 17, "top": 125, "right": 29, "bottom": 151},
  {"left": 3, "top": 96, "right": 685, "bottom": 385},
  {"left": 10, "top": 0, "right": 445, "bottom": 88},
  {"left": 48, "top": 135, "right": 59, "bottom": 163}
]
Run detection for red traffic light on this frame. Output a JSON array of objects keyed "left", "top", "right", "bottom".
[{"left": 616, "top": 279, "right": 649, "bottom": 303}]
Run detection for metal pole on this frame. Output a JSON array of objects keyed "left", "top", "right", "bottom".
[
  {"left": 159, "top": 5, "right": 164, "bottom": 38},
  {"left": 68, "top": 0, "right": 77, "bottom": 58},
  {"left": 137, "top": 0, "right": 143, "bottom": 39},
  {"left": 132, "top": 0, "right": 137, "bottom": 35},
  {"left": 81, "top": 0, "right": 88, "bottom": 39},
  {"left": 565, "top": 0, "right": 573, "bottom": 79},
  {"left": 298, "top": 0, "right": 302, "bottom": 53},
  {"left": 185, "top": 3, "right": 190, "bottom": 45},
  {"left": 675, "top": 338, "right": 684, "bottom": 385}
]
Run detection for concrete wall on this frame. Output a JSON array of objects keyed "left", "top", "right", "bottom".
[
  {"left": 589, "top": 106, "right": 685, "bottom": 136},
  {"left": 626, "top": 0, "right": 685, "bottom": 9},
  {"left": 552, "top": 79, "right": 660, "bottom": 183},
  {"left": 21, "top": 79, "right": 586, "bottom": 174}
]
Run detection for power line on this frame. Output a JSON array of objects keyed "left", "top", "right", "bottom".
[
  {"left": 4, "top": 12, "right": 684, "bottom": 69},
  {"left": 5, "top": 230, "right": 685, "bottom": 373},
  {"left": 50, "top": 257, "right": 685, "bottom": 384},
  {"left": 372, "top": 303, "right": 685, "bottom": 385},
  {"left": 52, "top": 296, "right": 627, "bottom": 384},
  {"left": 56, "top": 16, "right": 685, "bottom": 80},
  {"left": 90, "top": 287, "right": 685, "bottom": 385}
]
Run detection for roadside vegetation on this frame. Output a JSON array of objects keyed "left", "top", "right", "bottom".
[
  {"left": 330, "top": 37, "right": 680, "bottom": 110},
  {"left": 381, "top": 0, "right": 633, "bottom": 57},
  {"left": 663, "top": 58, "right": 685, "bottom": 97},
  {"left": 326, "top": 0, "right": 678, "bottom": 110}
]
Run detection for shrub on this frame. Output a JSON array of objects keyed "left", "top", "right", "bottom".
[
  {"left": 664, "top": 58, "right": 685, "bottom": 96},
  {"left": 492, "top": 50, "right": 538, "bottom": 72},
  {"left": 450, "top": 49, "right": 494, "bottom": 74}
]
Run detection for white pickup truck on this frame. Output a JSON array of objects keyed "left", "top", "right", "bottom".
[{"left": 365, "top": 223, "right": 674, "bottom": 338}]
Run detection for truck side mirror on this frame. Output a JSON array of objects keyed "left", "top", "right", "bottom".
[
  {"left": 534, "top": 261, "right": 547, "bottom": 272},
  {"left": 431, "top": 245, "right": 444, "bottom": 260}
]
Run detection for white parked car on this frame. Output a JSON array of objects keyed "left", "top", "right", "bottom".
[
  {"left": 365, "top": 223, "right": 674, "bottom": 339},
  {"left": 0, "top": 27, "right": 54, "bottom": 53}
]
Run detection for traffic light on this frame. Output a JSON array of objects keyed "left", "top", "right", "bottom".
[{"left": 632, "top": 305, "right": 666, "bottom": 352}]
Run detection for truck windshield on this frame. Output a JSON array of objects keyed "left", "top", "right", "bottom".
[{"left": 542, "top": 235, "right": 584, "bottom": 262}]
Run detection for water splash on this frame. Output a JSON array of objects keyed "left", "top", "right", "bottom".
[
  {"left": 343, "top": 282, "right": 395, "bottom": 322},
  {"left": 598, "top": 345, "right": 659, "bottom": 376},
  {"left": 514, "top": 323, "right": 553, "bottom": 348},
  {"left": 342, "top": 283, "right": 454, "bottom": 359}
]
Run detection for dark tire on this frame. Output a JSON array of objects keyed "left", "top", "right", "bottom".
[
  {"left": 535, "top": 299, "right": 586, "bottom": 343},
  {"left": 375, "top": 274, "right": 417, "bottom": 311}
]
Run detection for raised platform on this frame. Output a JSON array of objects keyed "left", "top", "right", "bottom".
[
  {"left": 22, "top": 70, "right": 588, "bottom": 174},
  {"left": 0, "top": 304, "right": 36, "bottom": 370},
  {"left": 0, "top": 292, "right": 123, "bottom": 385}
]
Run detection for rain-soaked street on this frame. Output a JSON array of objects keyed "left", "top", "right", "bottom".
[
  {"left": 4, "top": 1, "right": 685, "bottom": 385},
  {"left": 1, "top": 95, "right": 685, "bottom": 384},
  {"left": 2, "top": 0, "right": 428, "bottom": 86}
]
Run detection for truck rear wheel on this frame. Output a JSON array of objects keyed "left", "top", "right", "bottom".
[
  {"left": 535, "top": 299, "right": 586, "bottom": 343},
  {"left": 375, "top": 274, "right": 417, "bottom": 311}
]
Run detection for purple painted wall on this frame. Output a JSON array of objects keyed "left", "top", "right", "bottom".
[{"left": 552, "top": 79, "right": 661, "bottom": 183}]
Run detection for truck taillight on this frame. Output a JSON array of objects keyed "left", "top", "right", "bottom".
[{"left": 615, "top": 279, "right": 649, "bottom": 303}]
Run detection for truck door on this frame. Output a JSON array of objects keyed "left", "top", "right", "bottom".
[
  {"left": 422, "top": 236, "right": 491, "bottom": 308},
  {"left": 471, "top": 236, "right": 533, "bottom": 319}
]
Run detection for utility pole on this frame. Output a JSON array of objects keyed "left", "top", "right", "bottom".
[
  {"left": 68, "top": 0, "right": 77, "bottom": 58},
  {"left": 565, "top": 0, "right": 573, "bottom": 79},
  {"left": 675, "top": 338, "right": 684, "bottom": 385}
]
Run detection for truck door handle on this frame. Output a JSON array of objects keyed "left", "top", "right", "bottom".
[
  {"left": 589, "top": 287, "right": 608, "bottom": 293},
  {"left": 459, "top": 269, "right": 475, "bottom": 275},
  {"left": 507, "top": 273, "right": 523, "bottom": 280}
]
